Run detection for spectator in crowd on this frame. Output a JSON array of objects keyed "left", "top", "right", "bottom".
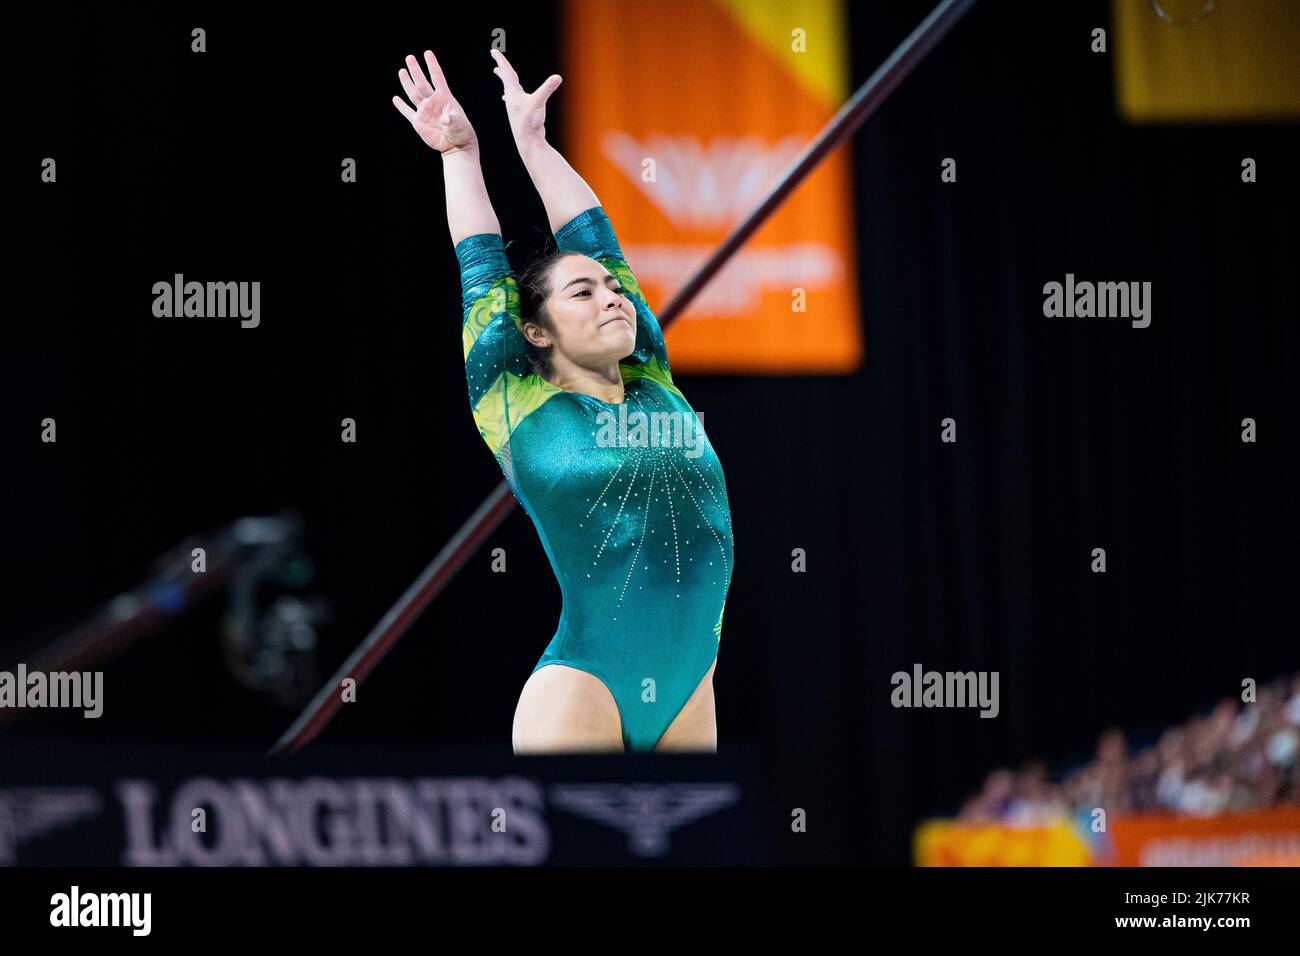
[{"left": 958, "top": 672, "right": 1300, "bottom": 825}]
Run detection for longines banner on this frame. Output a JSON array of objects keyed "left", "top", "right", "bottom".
[
  {"left": 560, "top": 0, "right": 863, "bottom": 374},
  {"left": 0, "top": 746, "right": 765, "bottom": 866}
]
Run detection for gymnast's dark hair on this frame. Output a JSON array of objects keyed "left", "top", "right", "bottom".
[{"left": 517, "top": 247, "right": 582, "bottom": 382}]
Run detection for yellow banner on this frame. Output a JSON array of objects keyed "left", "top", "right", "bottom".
[
  {"left": 915, "top": 819, "right": 1093, "bottom": 867},
  {"left": 560, "top": 0, "right": 862, "bottom": 373},
  {"left": 1113, "top": 0, "right": 1300, "bottom": 122}
]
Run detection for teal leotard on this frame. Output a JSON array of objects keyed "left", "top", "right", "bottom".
[{"left": 455, "top": 206, "right": 733, "bottom": 751}]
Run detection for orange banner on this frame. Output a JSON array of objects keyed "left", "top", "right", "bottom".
[
  {"left": 1107, "top": 808, "right": 1300, "bottom": 867},
  {"left": 915, "top": 807, "right": 1300, "bottom": 866},
  {"left": 560, "top": 0, "right": 862, "bottom": 373}
]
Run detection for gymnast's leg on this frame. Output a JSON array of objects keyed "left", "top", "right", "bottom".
[
  {"left": 513, "top": 663, "right": 625, "bottom": 753},
  {"left": 654, "top": 658, "right": 718, "bottom": 753}
]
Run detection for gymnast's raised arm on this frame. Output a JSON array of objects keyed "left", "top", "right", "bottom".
[
  {"left": 489, "top": 50, "right": 597, "bottom": 235},
  {"left": 391, "top": 50, "right": 500, "bottom": 246},
  {"left": 489, "top": 49, "right": 672, "bottom": 378},
  {"left": 392, "top": 48, "right": 535, "bottom": 462}
]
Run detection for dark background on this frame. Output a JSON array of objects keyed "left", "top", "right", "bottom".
[{"left": 4, "top": 1, "right": 1296, "bottom": 864}]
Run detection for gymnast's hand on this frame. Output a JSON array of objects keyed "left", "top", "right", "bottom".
[
  {"left": 392, "top": 50, "right": 478, "bottom": 154},
  {"left": 490, "top": 49, "right": 562, "bottom": 146}
]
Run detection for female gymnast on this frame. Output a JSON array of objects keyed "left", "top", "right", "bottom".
[{"left": 392, "top": 49, "right": 733, "bottom": 753}]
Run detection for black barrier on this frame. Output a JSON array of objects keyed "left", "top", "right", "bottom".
[{"left": 0, "top": 745, "right": 766, "bottom": 866}]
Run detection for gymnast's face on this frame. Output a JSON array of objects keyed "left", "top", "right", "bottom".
[{"left": 533, "top": 254, "right": 636, "bottom": 367}]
